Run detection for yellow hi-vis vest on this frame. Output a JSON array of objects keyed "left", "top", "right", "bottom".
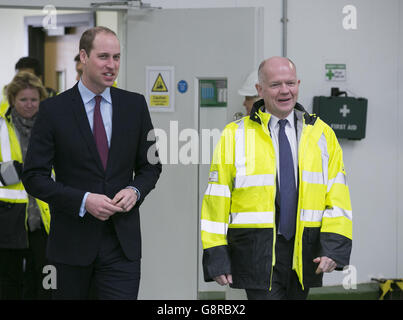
[
  {"left": 0, "top": 108, "right": 50, "bottom": 234},
  {"left": 201, "top": 104, "right": 352, "bottom": 289},
  {"left": 0, "top": 87, "right": 9, "bottom": 115}
]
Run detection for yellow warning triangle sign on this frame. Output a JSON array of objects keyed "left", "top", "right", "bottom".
[{"left": 151, "top": 73, "right": 168, "bottom": 92}]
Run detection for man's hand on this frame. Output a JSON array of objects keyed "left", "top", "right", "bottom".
[
  {"left": 313, "top": 256, "right": 337, "bottom": 274},
  {"left": 112, "top": 188, "right": 138, "bottom": 212},
  {"left": 214, "top": 274, "right": 233, "bottom": 286},
  {"left": 85, "top": 193, "right": 124, "bottom": 221}
]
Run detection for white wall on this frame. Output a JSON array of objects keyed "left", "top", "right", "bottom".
[
  {"left": 146, "top": 0, "right": 284, "bottom": 58},
  {"left": 398, "top": 0, "right": 403, "bottom": 280},
  {"left": 96, "top": 11, "right": 118, "bottom": 34},
  {"left": 287, "top": 0, "right": 401, "bottom": 285},
  {"left": 0, "top": 9, "right": 42, "bottom": 91}
]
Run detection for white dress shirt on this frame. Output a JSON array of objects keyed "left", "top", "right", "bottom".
[
  {"left": 78, "top": 80, "right": 113, "bottom": 146},
  {"left": 268, "top": 111, "right": 298, "bottom": 188}
]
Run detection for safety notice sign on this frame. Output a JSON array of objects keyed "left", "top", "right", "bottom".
[
  {"left": 146, "top": 66, "right": 175, "bottom": 112},
  {"left": 325, "top": 64, "right": 346, "bottom": 81}
]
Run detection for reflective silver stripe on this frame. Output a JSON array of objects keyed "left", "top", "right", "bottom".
[
  {"left": 0, "top": 118, "right": 12, "bottom": 187},
  {"left": 0, "top": 118, "right": 11, "bottom": 162},
  {"left": 0, "top": 188, "right": 27, "bottom": 200},
  {"left": 234, "top": 174, "right": 275, "bottom": 189},
  {"left": 234, "top": 119, "right": 246, "bottom": 176},
  {"left": 0, "top": 119, "right": 26, "bottom": 200},
  {"left": 201, "top": 219, "right": 228, "bottom": 235},
  {"left": 317, "top": 134, "right": 328, "bottom": 186},
  {"left": 300, "top": 209, "right": 323, "bottom": 222},
  {"left": 302, "top": 170, "right": 324, "bottom": 185},
  {"left": 0, "top": 161, "right": 20, "bottom": 186},
  {"left": 234, "top": 120, "right": 261, "bottom": 188},
  {"left": 230, "top": 211, "right": 274, "bottom": 225},
  {"left": 323, "top": 206, "right": 352, "bottom": 221},
  {"left": 205, "top": 184, "right": 231, "bottom": 198},
  {"left": 327, "top": 172, "right": 348, "bottom": 192}
]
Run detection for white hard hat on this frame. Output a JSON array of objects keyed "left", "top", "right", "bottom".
[{"left": 238, "top": 70, "right": 259, "bottom": 96}]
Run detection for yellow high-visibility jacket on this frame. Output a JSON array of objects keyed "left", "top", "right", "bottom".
[
  {"left": 0, "top": 106, "right": 50, "bottom": 249},
  {"left": 201, "top": 100, "right": 352, "bottom": 289},
  {"left": 0, "top": 88, "right": 9, "bottom": 115}
]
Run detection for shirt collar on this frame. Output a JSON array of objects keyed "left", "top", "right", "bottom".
[
  {"left": 269, "top": 110, "right": 295, "bottom": 129},
  {"left": 78, "top": 80, "right": 112, "bottom": 104}
]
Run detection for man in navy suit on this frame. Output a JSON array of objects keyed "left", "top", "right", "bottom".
[{"left": 22, "top": 26, "right": 161, "bottom": 299}]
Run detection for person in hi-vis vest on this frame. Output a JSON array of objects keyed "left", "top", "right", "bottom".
[
  {"left": 0, "top": 72, "right": 50, "bottom": 300},
  {"left": 201, "top": 57, "right": 352, "bottom": 300}
]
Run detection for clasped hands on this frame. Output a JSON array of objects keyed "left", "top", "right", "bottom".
[
  {"left": 213, "top": 256, "right": 337, "bottom": 286},
  {"left": 85, "top": 188, "right": 137, "bottom": 221}
]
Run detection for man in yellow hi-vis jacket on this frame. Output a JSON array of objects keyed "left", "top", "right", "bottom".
[{"left": 201, "top": 57, "right": 352, "bottom": 300}]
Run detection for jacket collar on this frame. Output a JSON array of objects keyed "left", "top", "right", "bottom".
[
  {"left": 249, "top": 98, "right": 317, "bottom": 126},
  {"left": 70, "top": 83, "right": 106, "bottom": 173},
  {"left": 4, "top": 104, "right": 12, "bottom": 122}
]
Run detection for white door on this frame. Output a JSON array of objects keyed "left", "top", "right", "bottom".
[{"left": 124, "top": 7, "right": 263, "bottom": 299}]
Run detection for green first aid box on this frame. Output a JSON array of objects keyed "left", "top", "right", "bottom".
[{"left": 312, "top": 96, "right": 368, "bottom": 140}]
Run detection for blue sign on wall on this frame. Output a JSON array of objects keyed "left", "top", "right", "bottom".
[{"left": 177, "top": 80, "right": 188, "bottom": 93}]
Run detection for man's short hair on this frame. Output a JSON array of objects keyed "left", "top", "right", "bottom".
[
  {"left": 15, "top": 57, "right": 42, "bottom": 77},
  {"left": 79, "top": 26, "right": 117, "bottom": 57}
]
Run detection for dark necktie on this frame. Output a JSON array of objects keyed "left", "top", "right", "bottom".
[
  {"left": 93, "top": 95, "right": 109, "bottom": 170},
  {"left": 278, "top": 119, "right": 297, "bottom": 240}
]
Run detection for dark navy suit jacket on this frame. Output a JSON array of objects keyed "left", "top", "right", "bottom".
[{"left": 22, "top": 83, "right": 161, "bottom": 266}]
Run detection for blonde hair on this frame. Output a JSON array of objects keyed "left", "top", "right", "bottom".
[{"left": 6, "top": 71, "right": 48, "bottom": 106}]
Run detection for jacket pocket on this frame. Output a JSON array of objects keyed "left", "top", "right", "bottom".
[
  {"left": 228, "top": 228, "right": 257, "bottom": 276},
  {"left": 0, "top": 201, "right": 27, "bottom": 248},
  {"left": 227, "top": 228, "right": 273, "bottom": 288},
  {"left": 302, "top": 227, "right": 323, "bottom": 287}
]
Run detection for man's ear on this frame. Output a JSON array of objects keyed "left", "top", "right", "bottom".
[
  {"left": 79, "top": 49, "right": 88, "bottom": 64},
  {"left": 255, "top": 83, "right": 262, "bottom": 98}
]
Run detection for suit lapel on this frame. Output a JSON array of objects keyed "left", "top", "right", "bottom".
[
  {"left": 107, "top": 87, "right": 124, "bottom": 173},
  {"left": 70, "top": 84, "right": 105, "bottom": 172}
]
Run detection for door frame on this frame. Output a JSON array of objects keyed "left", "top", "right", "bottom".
[{"left": 24, "top": 12, "right": 95, "bottom": 83}]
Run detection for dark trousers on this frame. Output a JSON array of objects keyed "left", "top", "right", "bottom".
[
  {"left": 0, "top": 225, "right": 49, "bottom": 300},
  {"left": 246, "top": 235, "right": 309, "bottom": 300},
  {"left": 50, "top": 221, "right": 140, "bottom": 300},
  {"left": 0, "top": 248, "right": 24, "bottom": 299},
  {"left": 23, "top": 226, "right": 51, "bottom": 300}
]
